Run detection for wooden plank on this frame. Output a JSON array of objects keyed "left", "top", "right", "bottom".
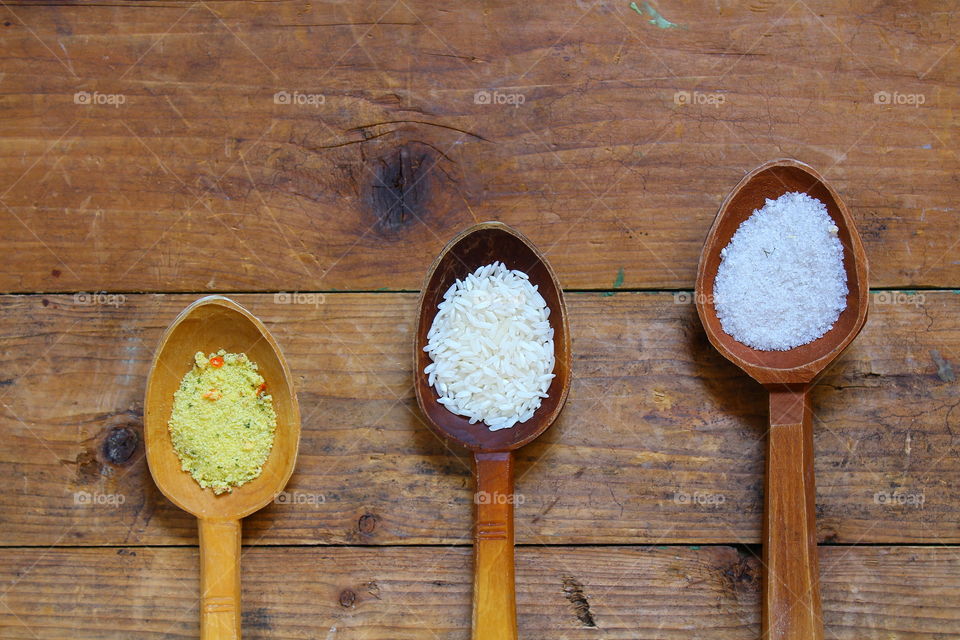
[
  {"left": 0, "top": 1, "right": 956, "bottom": 292},
  {"left": 1, "top": 291, "right": 956, "bottom": 546},
  {"left": 1, "top": 545, "right": 957, "bottom": 639}
]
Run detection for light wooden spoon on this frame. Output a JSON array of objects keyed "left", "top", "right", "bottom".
[
  {"left": 145, "top": 295, "right": 300, "bottom": 640},
  {"left": 413, "top": 222, "right": 572, "bottom": 640},
  {"left": 695, "top": 159, "right": 869, "bottom": 640}
]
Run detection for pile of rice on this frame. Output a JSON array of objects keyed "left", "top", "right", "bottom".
[{"left": 423, "top": 262, "right": 556, "bottom": 431}]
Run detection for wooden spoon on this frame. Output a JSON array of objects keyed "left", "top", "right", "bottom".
[
  {"left": 145, "top": 295, "right": 300, "bottom": 640},
  {"left": 413, "top": 222, "right": 572, "bottom": 640},
  {"left": 695, "top": 159, "right": 869, "bottom": 640}
]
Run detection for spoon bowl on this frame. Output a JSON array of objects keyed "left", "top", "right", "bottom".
[
  {"left": 695, "top": 159, "right": 868, "bottom": 640},
  {"left": 145, "top": 295, "right": 300, "bottom": 639},
  {"left": 414, "top": 222, "right": 571, "bottom": 451},
  {"left": 414, "top": 222, "right": 571, "bottom": 640},
  {"left": 696, "top": 158, "right": 869, "bottom": 383}
]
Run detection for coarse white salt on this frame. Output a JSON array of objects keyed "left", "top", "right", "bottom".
[
  {"left": 423, "top": 262, "right": 555, "bottom": 431},
  {"left": 713, "top": 191, "right": 848, "bottom": 351}
]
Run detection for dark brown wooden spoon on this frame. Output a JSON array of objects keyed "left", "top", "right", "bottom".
[
  {"left": 695, "top": 159, "right": 869, "bottom": 640},
  {"left": 413, "top": 222, "right": 571, "bottom": 640}
]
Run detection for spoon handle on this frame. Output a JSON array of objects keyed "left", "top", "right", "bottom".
[
  {"left": 763, "top": 387, "right": 824, "bottom": 640},
  {"left": 472, "top": 451, "right": 518, "bottom": 640},
  {"left": 199, "top": 518, "right": 242, "bottom": 640}
]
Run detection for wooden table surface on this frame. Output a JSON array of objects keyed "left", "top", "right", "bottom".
[{"left": 1, "top": 1, "right": 958, "bottom": 638}]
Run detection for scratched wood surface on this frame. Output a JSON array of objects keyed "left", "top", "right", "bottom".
[
  {"left": 1, "top": 292, "right": 956, "bottom": 546},
  {"left": 1, "top": 0, "right": 958, "bottom": 638},
  {"left": 0, "top": 1, "right": 957, "bottom": 292},
  {"left": 2, "top": 545, "right": 959, "bottom": 639}
]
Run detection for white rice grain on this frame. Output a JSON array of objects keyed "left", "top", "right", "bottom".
[{"left": 423, "top": 262, "right": 555, "bottom": 431}]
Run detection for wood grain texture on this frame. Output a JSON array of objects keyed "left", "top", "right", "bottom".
[
  {"left": 763, "top": 390, "right": 822, "bottom": 640},
  {"left": 198, "top": 518, "right": 242, "bottom": 640},
  {"left": 1, "top": 545, "right": 958, "bottom": 639},
  {"left": 472, "top": 452, "right": 517, "bottom": 640},
  {"left": 0, "top": 291, "right": 956, "bottom": 546},
  {"left": 0, "top": 1, "right": 956, "bottom": 292}
]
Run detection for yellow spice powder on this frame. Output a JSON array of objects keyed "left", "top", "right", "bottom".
[{"left": 169, "top": 349, "right": 277, "bottom": 494}]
